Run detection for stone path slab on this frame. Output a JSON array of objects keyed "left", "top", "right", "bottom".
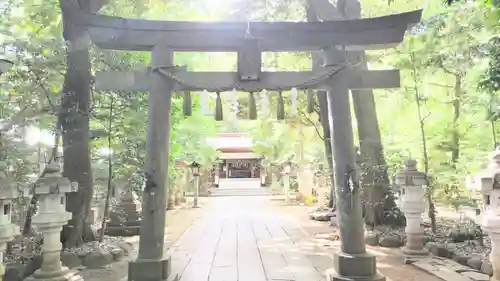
[{"left": 166, "top": 197, "right": 324, "bottom": 281}]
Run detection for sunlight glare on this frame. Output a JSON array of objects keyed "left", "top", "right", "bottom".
[
  {"left": 202, "top": 0, "right": 238, "bottom": 15},
  {"left": 99, "top": 147, "right": 113, "bottom": 156},
  {"left": 25, "top": 126, "right": 54, "bottom": 146}
]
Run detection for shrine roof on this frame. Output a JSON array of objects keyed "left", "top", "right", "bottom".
[{"left": 206, "top": 133, "right": 254, "bottom": 152}]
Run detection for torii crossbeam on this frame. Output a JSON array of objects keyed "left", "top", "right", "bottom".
[{"left": 81, "top": 10, "right": 421, "bottom": 51}]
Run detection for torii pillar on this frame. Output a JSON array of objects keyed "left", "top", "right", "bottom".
[
  {"left": 323, "top": 48, "right": 385, "bottom": 281},
  {"left": 127, "top": 45, "right": 177, "bottom": 281}
]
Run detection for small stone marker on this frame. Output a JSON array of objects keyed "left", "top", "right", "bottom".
[{"left": 105, "top": 189, "right": 142, "bottom": 236}]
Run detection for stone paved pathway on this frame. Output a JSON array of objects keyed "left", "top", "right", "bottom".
[
  {"left": 81, "top": 196, "right": 451, "bottom": 281},
  {"left": 168, "top": 196, "right": 325, "bottom": 281},
  {"left": 167, "top": 196, "right": 447, "bottom": 281}
]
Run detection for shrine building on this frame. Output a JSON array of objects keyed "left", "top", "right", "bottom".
[{"left": 207, "top": 133, "right": 265, "bottom": 190}]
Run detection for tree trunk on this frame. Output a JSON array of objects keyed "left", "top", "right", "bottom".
[
  {"left": 308, "top": 0, "right": 395, "bottom": 224},
  {"left": 307, "top": 4, "right": 336, "bottom": 210},
  {"left": 451, "top": 74, "right": 461, "bottom": 166},
  {"left": 317, "top": 90, "right": 336, "bottom": 209},
  {"left": 350, "top": 53, "right": 396, "bottom": 227},
  {"left": 59, "top": 0, "right": 99, "bottom": 247},
  {"left": 411, "top": 52, "right": 437, "bottom": 233}
]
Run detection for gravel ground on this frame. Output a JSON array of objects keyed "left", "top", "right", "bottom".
[
  {"left": 63, "top": 236, "right": 125, "bottom": 255},
  {"left": 5, "top": 230, "right": 125, "bottom": 265}
]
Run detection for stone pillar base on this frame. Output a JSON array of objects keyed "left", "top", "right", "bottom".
[
  {"left": 24, "top": 267, "right": 83, "bottom": 281},
  {"left": 327, "top": 270, "right": 386, "bottom": 281},
  {"left": 327, "top": 251, "right": 386, "bottom": 281},
  {"left": 128, "top": 256, "right": 178, "bottom": 281},
  {"left": 401, "top": 247, "right": 428, "bottom": 257}
]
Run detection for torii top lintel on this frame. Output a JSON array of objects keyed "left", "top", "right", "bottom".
[{"left": 80, "top": 10, "right": 422, "bottom": 52}]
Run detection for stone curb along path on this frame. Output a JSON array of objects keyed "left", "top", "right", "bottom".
[
  {"left": 425, "top": 241, "right": 493, "bottom": 275},
  {"left": 408, "top": 256, "right": 491, "bottom": 281}
]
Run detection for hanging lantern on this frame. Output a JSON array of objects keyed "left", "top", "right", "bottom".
[
  {"left": 183, "top": 91, "right": 192, "bottom": 117},
  {"left": 290, "top": 88, "right": 298, "bottom": 116},
  {"left": 248, "top": 92, "right": 257, "bottom": 120},
  {"left": 215, "top": 92, "right": 223, "bottom": 121},
  {"left": 277, "top": 91, "right": 285, "bottom": 120},
  {"left": 201, "top": 90, "right": 209, "bottom": 115},
  {"left": 307, "top": 89, "right": 315, "bottom": 114}
]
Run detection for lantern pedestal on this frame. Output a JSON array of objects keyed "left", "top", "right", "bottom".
[
  {"left": 480, "top": 212, "right": 500, "bottom": 281},
  {"left": 401, "top": 213, "right": 428, "bottom": 257},
  {"left": 24, "top": 212, "right": 83, "bottom": 281}
]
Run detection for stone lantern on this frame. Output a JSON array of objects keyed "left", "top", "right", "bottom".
[
  {"left": 0, "top": 184, "right": 28, "bottom": 281},
  {"left": 189, "top": 161, "right": 201, "bottom": 208},
  {"left": 395, "top": 159, "right": 428, "bottom": 257},
  {"left": 469, "top": 149, "right": 500, "bottom": 281},
  {"left": 24, "top": 163, "right": 83, "bottom": 281}
]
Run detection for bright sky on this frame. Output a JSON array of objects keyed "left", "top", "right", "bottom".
[
  {"left": 206, "top": 135, "right": 253, "bottom": 149},
  {"left": 25, "top": 126, "right": 112, "bottom": 155}
]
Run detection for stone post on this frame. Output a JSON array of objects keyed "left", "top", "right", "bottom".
[
  {"left": 174, "top": 186, "right": 180, "bottom": 206},
  {"left": 395, "top": 159, "right": 428, "bottom": 258},
  {"left": 214, "top": 165, "right": 220, "bottom": 187},
  {"left": 24, "top": 163, "right": 82, "bottom": 281},
  {"left": 260, "top": 166, "right": 266, "bottom": 186},
  {"left": 0, "top": 184, "right": 27, "bottom": 281},
  {"left": 470, "top": 149, "right": 500, "bottom": 281},
  {"left": 324, "top": 48, "right": 385, "bottom": 281},
  {"left": 283, "top": 164, "right": 291, "bottom": 205},
  {"left": 128, "top": 45, "right": 177, "bottom": 281},
  {"left": 193, "top": 173, "right": 200, "bottom": 208}
]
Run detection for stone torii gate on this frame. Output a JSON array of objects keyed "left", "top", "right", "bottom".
[{"left": 79, "top": 9, "right": 421, "bottom": 281}]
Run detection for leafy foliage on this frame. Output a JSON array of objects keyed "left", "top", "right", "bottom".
[{"left": 0, "top": 0, "right": 499, "bottom": 240}]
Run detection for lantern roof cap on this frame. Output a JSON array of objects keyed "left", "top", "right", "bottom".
[
  {"left": 396, "top": 158, "right": 425, "bottom": 177},
  {"left": 476, "top": 149, "right": 500, "bottom": 178},
  {"left": 395, "top": 158, "right": 426, "bottom": 186}
]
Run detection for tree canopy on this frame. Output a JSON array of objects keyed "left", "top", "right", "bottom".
[{"left": 0, "top": 0, "right": 499, "bottom": 243}]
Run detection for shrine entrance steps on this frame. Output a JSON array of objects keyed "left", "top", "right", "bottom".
[
  {"left": 210, "top": 178, "right": 270, "bottom": 197},
  {"left": 209, "top": 187, "right": 271, "bottom": 197}
]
